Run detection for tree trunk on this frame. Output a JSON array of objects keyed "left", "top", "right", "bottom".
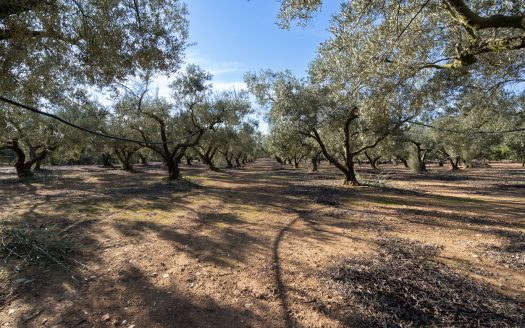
[
  {"left": 343, "top": 168, "right": 359, "bottom": 186},
  {"left": 115, "top": 149, "right": 134, "bottom": 171},
  {"left": 224, "top": 153, "right": 233, "bottom": 168},
  {"left": 139, "top": 154, "right": 148, "bottom": 165},
  {"left": 14, "top": 151, "right": 33, "bottom": 177},
  {"left": 275, "top": 156, "right": 283, "bottom": 164},
  {"left": 364, "top": 152, "right": 378, "bottom": 169},
  {"left": 102, "top": 153, "right": 114, "bottom": 167},
  {"left": 201, "top": 155, "right": 218, "bottom": 171},
  {"left": 449, "top": 157, "right": 460, "bottom": 170},
  {"left": 15, "top": 162, "right": 33, "bottom": 177},
  {"left": 398, "top": 157, "right": 409, "bottom": 168},
  {"left": 120, "top": 157, "right": 133, "bottom": 171},
  {"left": 6, "top": 140, "right": 49, "bottom": 177},
  {"left": 166, "top": 157, "right": 180, "bottom": 181},
  {"left": 34, "top": 159, "right": 42, "bottom": 171},
  {"left": 311, "top": 157, "right": 318, "bottom": 172},
  {"left": 419, "top": 160, "right": 427, "bottom": 172},
  {"left": 293, "top": 156, "right": 300, "bottom": 168},
  {"left": 209, "top": 161, "right": 219, "bottom": 171},
  {"left": 186, "top": 156, "right": 192, "bottom": 166}
]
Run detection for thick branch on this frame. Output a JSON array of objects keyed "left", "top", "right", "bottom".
[{"left": 446, "top": 0, "right": 525, "bottom": 31}]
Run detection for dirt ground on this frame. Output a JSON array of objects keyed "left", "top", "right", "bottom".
[{"left": 0, "top": 159, "right": 524, "bottom": 327}]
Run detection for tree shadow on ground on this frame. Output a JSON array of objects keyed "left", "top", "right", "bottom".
[
  {"left": 13, "top": 262, "right": 261, "bottom": 327},
  {"left": 323, "top": 238, "right": 524, "bottom": 327},
  {"left": 110, "top": 212, "right": 265, "bottom": 269},
  {"left": 2, "top": 159, "right": 524, "bottom": 328}
]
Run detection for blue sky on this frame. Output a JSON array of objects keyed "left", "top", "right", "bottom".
[
  {"left": 157, "top": 0, "right": 340, "bottom": 93},
  {"left": 153, "top": 1, "right": 341, "bottom": 132},
  {"left": 185, "top": 0, "right": 339, "bottom": 90}
]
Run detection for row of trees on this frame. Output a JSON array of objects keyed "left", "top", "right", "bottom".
[
  {"left": 245, "top": 0, "right": 525, "bottom": 185},
  {"left": 0, "top": 1, "right": 261, "bottom": 180},
  {"left": 0, "top": 66, "right": 262, "bottom": 179},
  {"left": 265, "top": 112, "right": 525, "bottom": 174},
  {"left": 1, "top": 1, "right": 524, "bottom": 186}
]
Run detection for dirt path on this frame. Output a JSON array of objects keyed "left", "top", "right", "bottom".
[{"left": 1, "top": 159, "right": 524, "bottom": 327}]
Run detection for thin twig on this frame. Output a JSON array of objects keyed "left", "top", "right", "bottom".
[{"left": 31, "top": 243, "right": 85, "bottom": 282}]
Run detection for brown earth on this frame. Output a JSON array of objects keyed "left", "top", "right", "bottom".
[{"left": 0, "top": 159, "right": 524, "bottom": 327}]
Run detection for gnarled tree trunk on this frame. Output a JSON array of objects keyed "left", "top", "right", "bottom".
[
  {"left": 1, "top": 139, "right": 50, "bottom": 177},
  {"left": 310, "top": 157, "right": 319, "bottom": 172},
  {"left": 449, "top": 156, "right": 461, "bottom": 170}
]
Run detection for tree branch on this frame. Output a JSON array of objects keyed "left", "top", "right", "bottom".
[{"left": 445, "top": 0, "right": 525, "bottom": 32}]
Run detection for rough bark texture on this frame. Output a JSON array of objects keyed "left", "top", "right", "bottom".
[
  {"left": 1, "top": 139, "right": 50, "bottom": 177},
  {"left": 114, "top": 147, "right": 140, "bottom": 171},
  {"left": 449, "top": 157, "right": 461, "bottom": 170},
  {"left": 365, "top": 151, "right": 381, "bottom": 170},
  {"left": 101, "top": 153, "right": 114, "bottom": 168},
  {"left": 303, "top": 108, "right": 399, "bottom": 186},
  {"left": 235, "top": 153, "right": 243, "bottom": 167},
  {"left": 196, "top": 146, "right": 220, "bottom": 172},
  {"left": 310, "top": 153, "right": 321, "bottom": 172},
  {"left": 132, "top": 111, "right": 208, "bottom": 181},
  {"left": 138, "top": 154, "right": 148, "bottom": 165},
  {"left": 222, "top": 151, "right": 234, "bottom": 168},
  {"left": 429, "top": 0, "right": 525, "bottom": 69}
]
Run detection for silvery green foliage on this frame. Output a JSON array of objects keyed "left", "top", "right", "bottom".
[
  {"left": 279, "top": 0, "right": 525, "bottom": 70},
  {"left": 0, "top": 0, "right": 189, "bottom": 90}
]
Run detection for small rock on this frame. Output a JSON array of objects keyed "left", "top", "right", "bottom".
[
  {"left": 101, "top": 313, "right": 110, "bottom": 321},
  {"left": 8, "top": 308, "right": 15, "bottom": 315},
  {"left": 122, "top": 320, "right": 127, "bottom": 325},
  {"left": 472, "top": 254, "right": 479, "bottom": 258},
  {"left": 162, "top": 273, "right": 169, "bottom": 279},
  {"left": 128, "top": 325, "right": 136, "bottom": 328},
  {"left": 15, "top": 278, "right": 26, "bottom": 284}
]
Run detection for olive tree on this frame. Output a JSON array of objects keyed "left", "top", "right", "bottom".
[
  {"left": 0, "top": 109, "right": 61, "bottom": 177},
  {"left": 126, "top": 66, "right": 215, "bottom": 180},
  {"left": 267, "top": 122, "right": 311, "bottom": 169},
  {"left": 193, "top": 90, "right": 253, "bottom": 171},
  {"left": 401, "top": 125, "right": 436, "bottom": 172},
  {"left": 278, "top": 0, "right": 525, "bottom": 70},
  {"left": 0, "top": 0, "right": 189, "bottom": 175},
  {"left": 246, "top": 64, "right": 422, "bottom": 185}
]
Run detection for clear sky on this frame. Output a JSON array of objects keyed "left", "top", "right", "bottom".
[
  {"left": 156, "top": 0, "right": 340, "bottom": 93},
  {"left": 154, "top": 1, "right": 341, "bottom": 132}
]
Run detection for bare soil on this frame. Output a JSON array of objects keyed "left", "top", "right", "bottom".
[{"left": 0, "top": 159, "right": 524, "bottom": 327}]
